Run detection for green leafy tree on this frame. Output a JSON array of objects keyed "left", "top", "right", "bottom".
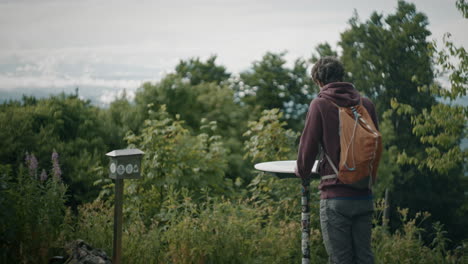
[
  {"left": 243, "top": 109, "right": 305, "bottom": 219},
  {"left": 124, "top": 105, "right": 229, "bottom": 221},
  {"left": 175, "top": 55, "right": 231, "bottom": 86},
  {"left": 310, "top": 42, "right": 338, "bottom": 63},
  {"left": 339, "top": 1, "right": 437, "bottom": 196},
  {"left": 237, "top": 52, "right": 317, "bottom": 131},
  {"left": 340, "top": 0, "right": 466, "bottom": 244},
  {"left": 457, "top": 0, "right": 467, "bottom": 18},
  {"left": 135, "top": 63, "right": 242, "bottom": 134},
  {"left": 135, "top": 65, "right": 250, "bottom": 181},
  {"left": 101, "top": 91, "right": 142, "bottom": 149},
  {"left": 340, "top": 1, "right": 435, "bottom": 115},
  {"left": 393, "top": 0, "right": 467, "bottom": 243},
  {"left": 0, "top": 94, "right": 111, "bottom": 206},
  {"left": 243, "top": 108, "right": 299, "bottom": 163},
  {"left": 35, "top": 95, "right": 109, "bottom": 205}
]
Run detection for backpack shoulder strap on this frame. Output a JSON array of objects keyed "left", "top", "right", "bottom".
[
  {"left": 324, "top": 152, "right": 339, "bottom": 175},
  {"left": 321, "top": 153, "right": 338, "bottom": 180}
]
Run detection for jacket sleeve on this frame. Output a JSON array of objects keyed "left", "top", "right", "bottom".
[{"left": 295, "top": 99, "right": 323, "bottom": 179}]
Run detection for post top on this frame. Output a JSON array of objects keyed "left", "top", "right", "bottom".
[{"left": 106, "top": 148, "right": 144, "bottom": 157}]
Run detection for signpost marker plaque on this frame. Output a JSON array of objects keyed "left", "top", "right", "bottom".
[{"left": 106, "top": 149, "right": 144, "bottom": 264}]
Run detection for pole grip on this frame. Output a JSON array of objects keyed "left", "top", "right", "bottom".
[{"left": 301, "top": 178, "right": 311, "bottom": 264}]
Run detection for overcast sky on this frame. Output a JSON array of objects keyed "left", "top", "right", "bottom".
[{"left": 0, "top": 0, "right": 466, "bottom": 105}]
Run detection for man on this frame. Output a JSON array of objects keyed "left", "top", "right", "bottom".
[{"left": 295, "top": 56, "right": 379, "bottom": 264}]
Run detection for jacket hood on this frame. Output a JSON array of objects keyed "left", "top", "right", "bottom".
[{"left": 318, "top": 82, "right": 361, "bottom": 107}]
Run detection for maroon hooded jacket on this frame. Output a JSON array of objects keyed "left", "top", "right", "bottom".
[{"left": 295, "top": 82, "right": 379, "bottom": 199}]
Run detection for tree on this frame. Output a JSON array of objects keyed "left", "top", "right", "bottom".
[
  {"left": 339, "top": 1, "right": 436, "bottom": 173},
  {"left": 124, "top": 105, "right": 229, "bottom": 221},
  {"left": 237, "top": 52, "right": 317, "bottom": 131},
  {"left": 340, "top": 1, "right": 435, "bottom": 116},
  {"left": 243, "top": 108, "right": 299, "bottom": 163},
  {"left": 393, "top": 0, "right": 468, "bottom": 244},
  {"left": 339, "top": 1, "right": 437, "bottom": 194},
  {"left": 310, "top": 42, "right": 338, "bottom": 63},
  {"left": 101, "top": 91, "right": 142, "bottom": 150},
  {"left": 340, "top": 0, "right": 467, "bottom": 245},
  {"left": 175, "top": 56, "right": 230, "bottom": 86},
  {"left": 457, "top": 0, "right": 467, "bottom": 18},
  {"left": 0, "top": 94, "right": 112, "bottom": 206},
  {"left": 135, "top": 58, "right": 251, "bottom": 181},
  {"left": 135, "top": 57, "right": 242, "bottom": 133}
]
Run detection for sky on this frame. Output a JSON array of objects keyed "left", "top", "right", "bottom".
[{"left": 0, "top": 0, "right": 466, "bottom": 106}]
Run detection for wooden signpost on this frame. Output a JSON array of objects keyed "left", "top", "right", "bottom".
[{"left": 106, "top": 149, "right": 144, "bottom": 264}]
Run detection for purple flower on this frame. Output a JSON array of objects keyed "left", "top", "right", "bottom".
[
  {"left": 30, "top": 154, "right": 38, "bottom": 171},
  {"left": 40, "top": 169, "right": 48, "bottom": 182},
  {"left": 25, "top": 152, "right": 38, "bottom": 178},
  {"left": 51, "top": 150, "right": 62, "bottom": 181}
]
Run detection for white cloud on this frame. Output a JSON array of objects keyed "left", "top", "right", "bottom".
[
  {"left": 0, "top": 46, "right": 169, "bottom": 90},
  {"left": 99, "top": 89, "right": 135, "bottom": 105},
  {"left": 0, "top": 73, "right": 146, "bottom": 91}
]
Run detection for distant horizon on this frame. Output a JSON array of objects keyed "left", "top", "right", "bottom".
[{"left": 1, "top": 0, "right": 466, "bottom": 105}]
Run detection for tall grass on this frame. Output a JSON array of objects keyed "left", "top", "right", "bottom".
[
  {"left": 0, "top": 152, "right": 67, "bottom": 263},
  {"left": 63, "top": 186, "right": 464, "bottom": 263}
]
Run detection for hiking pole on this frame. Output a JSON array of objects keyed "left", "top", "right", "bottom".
[
  {"left": 301, "top": 177, "right": 311, "bottom": 264},
  {"left": 253, "top": 160, "right": 318, "bottom": 264}
]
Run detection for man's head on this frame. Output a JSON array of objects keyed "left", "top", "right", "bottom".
[{"left": 311, "top": 56, "right": 345, "bottom": 87}]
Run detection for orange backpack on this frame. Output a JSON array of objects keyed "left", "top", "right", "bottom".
[{"left": 322, "top": 99, "right": 382, "bottom": 189}]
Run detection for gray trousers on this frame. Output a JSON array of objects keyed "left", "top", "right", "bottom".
[{"left": 320, "top": 199, "right": 374, "bottom": 264}]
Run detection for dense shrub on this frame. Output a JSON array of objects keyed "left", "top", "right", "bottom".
[
  {"left": 1, "top": 106, "right": 464, "bottom": 263},
  {"left": 0, "top": 152, "right": 67, "bottom": 263},
  {"left": 65, "top": 189, "right": 464, "bottom": 263}
]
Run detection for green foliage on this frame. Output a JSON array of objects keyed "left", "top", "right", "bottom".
[
  {"left": 136, "top": 61, "right": 241, "bottom": 133},
  {"left": 243, "top": 108, "right": 299, "bottom": 163},
  {"left": 372, "top": 203, "right": 463, "bottom": 263},
  {"left": 243, "top": 108, "right": 304, "bottom": 219},
  {"left": 175, "top": 55, "right": 231, "bottom": 86},
  {"left": 241, "top": 108, "right": 322, "bottom": 262},
  {"left": 67, "top": 186, "right": 324, "bottom": 264},
  {"left": 310, "top": 42, "right": 338, "bottom": 63},
  {"left": 236, "top": 52, "right": 316, "bottom": 130},
  {"left": 0, "top": 94, "right": 109, "bottom": 206},
  {"left": 102, "top": 91, "right": 142, "bottom": 149},
  {"left": 124, "top": 105, "right": 228, "bottom": 221},
  {"left": 371, "top": 108, "right": 401, "bottom": 197},
  {"left": 66, "top": 200, "right": 114, "bottom": 255},
  {"left": 163, "top": 198, "right": 282, "bottom": 264},
  {"left": 385, "top": 1, "right": 467, "bottom": 244},
  {"left": 0, "top": 103, "right": 36, "bottom": 166},
  {"left": 429, "top": 33, "right": 467, "bottom": 100},
  {"left": 3, "top": 87, "right": 463, "bottom": 263},
  {"left": 134, "top": 72, "right": 250, "bottom": 181},
  {"left": 395, "top": 103, "right": 467, "bottom": 174},
  {"left": 1, "top": 2, "right": 467, "bottom": 261},
  {"left": 0, "top": 155, "right": 67, "bottom": 264},
  {"left": 456, "top": 0, "right": 467, "bottom": 18},
  {"left": 65, "top": 193, "right": 462, "bottom": 263},
  {"left": 340, "top": 1, "right": 467, "bottom": 246},
  {"left": 338, "top": 1, "right": 438, "bottom": 210},
  {"left": 340, "top": 0, "right": 435, "bottom": 116}
]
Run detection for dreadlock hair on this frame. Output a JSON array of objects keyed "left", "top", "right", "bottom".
[{"left": 311, "top": 56, "right": 345, "bottom": 86}]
